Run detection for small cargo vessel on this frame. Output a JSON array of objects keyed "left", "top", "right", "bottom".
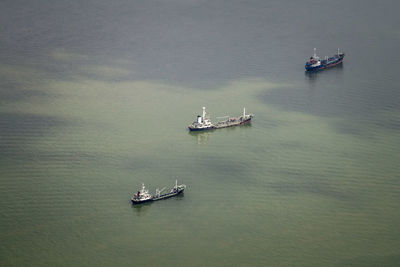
[
  {"left": 188, "top": 107, "right": 254, "bottom": 131},
  {"left": 305, "top": 48, "right": 344, "bottom": 71},
  {"left": 131, "top": 180, "right": 186, "bottom": 204}
]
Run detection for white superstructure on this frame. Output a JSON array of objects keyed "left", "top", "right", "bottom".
[{"left": 189, "top": 107, "right": 215, "bottom": 130}]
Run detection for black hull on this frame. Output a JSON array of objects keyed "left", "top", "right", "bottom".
[
  {"left": 131, "top": 198, "right": 154, "bottom": 205},
  {"left": 188, "top": 118, "right": 252, "bottom": 131},
  {"left": 188, "top": 126, "right": 215, "bottom": 131}
]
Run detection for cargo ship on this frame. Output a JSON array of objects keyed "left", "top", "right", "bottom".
[
  {"left": 131, "top": 180, "right": 186, "bottom": 204},
  {"left": 305, "top": 48, "right": 344, "bottom": 71},
  {"left": 188, "top": 107, "right": 254, "bottom": 131}
]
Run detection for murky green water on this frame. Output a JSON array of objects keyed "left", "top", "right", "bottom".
[{"left": 1, "top": 0, "right": 400, "bottom": 266}]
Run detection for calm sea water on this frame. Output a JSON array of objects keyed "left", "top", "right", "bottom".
[{"left": 1, "top": 0, "right": 400, "bottom": 266}]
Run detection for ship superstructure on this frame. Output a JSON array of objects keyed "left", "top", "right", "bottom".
[
  {"left": 188, "top": 107, "right": 254, "bottom": 131},
  {"left": 131, "top": 183, "right": 153, "bottom": 204},
  {"left": 305, "top": 48, "right": 344, "bottom": 71},
  {"left": 188, "top": 107, "right": 214, "bottom": 131}
]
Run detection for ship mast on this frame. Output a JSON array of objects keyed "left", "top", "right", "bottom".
[
  {"left": 243, "top": 107, "right": 246, "bottom": 117},
  {"left": 141, "top": 183, "right": 145, "bottom": 192},
  {"left": 313, "top": 48, "right": 317, "bottom": 58},
  {"left": 202, "top": 107, "right": 206, "bottom": 121}
]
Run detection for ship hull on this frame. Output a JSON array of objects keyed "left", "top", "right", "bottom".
[
  {"left": 152, "top": 189, "right": 184, "bottom": 201},
  {"left": 215, "top": 118, "right": 252, "bottom": 129},
  {"left": 188, "top": 126, "right": 215, "bottom": 131},
  {"left": 131, "top": 189, "right": 184, "bottom": 204},
  {"left": 130, "top": 198, "right": 154, "bottom": 205},
  {"left": 305, "top": 55, "right": 344, "bottom": 72},
  {"left": 189, "top": 118, "right": 252, "bottom": 131}
]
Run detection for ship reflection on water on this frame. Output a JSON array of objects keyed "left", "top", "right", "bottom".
[
  {"left": 305, "top": 64, "right": 344, "bottom": 90},
  {"left": 188, "top": 130, "right": 211, "bottom": 144},
  {"left": 305, "top": 63, "right": 344, "bottom": 80},
  {"left": 188, "top": 123, "right": 252, "bottom": 144},
  {"left": 131, "top": 193, "right": 185, "bottom": 216},
  {"left": 131, "top": 201, "right": 152, "bottom": 216}
]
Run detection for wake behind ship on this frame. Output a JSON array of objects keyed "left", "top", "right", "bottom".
[
  {"left": 188, "top": 107, "right": 253, "bottom": 131},
  {"left": 305, "top": 48, "right": 344, "bottom": 71}
]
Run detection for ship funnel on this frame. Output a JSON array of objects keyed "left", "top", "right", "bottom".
[{"left": 197, "top": 115, "right": 202, "bottom": 123}]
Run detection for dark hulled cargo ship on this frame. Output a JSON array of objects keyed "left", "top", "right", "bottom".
[
  {"left": 305, "top": 48, "right": 344, "bottom": 71},
  {"left": 188, "top": 107, "right": 254, "bottom": 131},
  {"left": 131, "top": 180, "right": 186, "bottom": 204}
]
